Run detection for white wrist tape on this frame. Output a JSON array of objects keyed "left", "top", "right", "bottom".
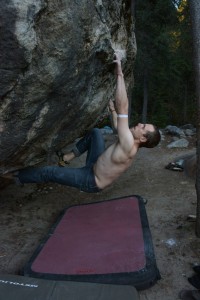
[{"left": 117, "top": 114, "right": 128, "bottom": 118}]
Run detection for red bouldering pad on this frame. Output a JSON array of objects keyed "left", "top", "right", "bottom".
[{"left": 23, "top": 195, "right": 160, "bottom": 290}]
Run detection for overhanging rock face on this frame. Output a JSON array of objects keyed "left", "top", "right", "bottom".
[{"left": 0, "top": 0, "right": 136, "bottom": 175}]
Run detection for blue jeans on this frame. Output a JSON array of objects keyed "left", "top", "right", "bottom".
[{"left": 17, "top": 128, "right": 105, "bottom": 193}]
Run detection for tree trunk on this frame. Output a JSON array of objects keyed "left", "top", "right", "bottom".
[
  {"left": 189, "top": 0, "right": 200, "bottom": 237},
  {"left": 183, "top": 83, "right": 188, "bottom": 124},
  {"left": 142, "top": 69, "right": 148, "bottom": 123},
  {"left": 131, "top": 0, "right": 136, "bottom": 17}
]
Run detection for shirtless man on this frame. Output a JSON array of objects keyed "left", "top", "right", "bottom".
[{"left": 5, "top": 53, "right": 161, "bottom": 192}]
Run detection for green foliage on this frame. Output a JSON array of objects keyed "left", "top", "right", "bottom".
[{"left": 132, "top": 0, "right": 196, "bottom": 127}]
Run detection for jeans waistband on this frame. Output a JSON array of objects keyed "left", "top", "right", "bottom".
[{"left": 81, "top": 167, "right": 102, "bottom": 193}]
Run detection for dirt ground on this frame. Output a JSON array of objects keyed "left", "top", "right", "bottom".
[{"left": 0, "top": 134, "right": 199, "bottom": 300}]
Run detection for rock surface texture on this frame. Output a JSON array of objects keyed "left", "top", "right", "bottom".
[{"left": 0, "top": 0, "right": 136, "bottom": 174}]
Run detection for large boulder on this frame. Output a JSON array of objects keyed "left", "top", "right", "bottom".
[{"left": 0, "top": 0, "right": 136, "bottom": 175}]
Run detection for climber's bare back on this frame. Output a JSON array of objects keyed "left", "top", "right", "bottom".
[{"left": 93, "top": 138, "right": 137, "bottom": 189}]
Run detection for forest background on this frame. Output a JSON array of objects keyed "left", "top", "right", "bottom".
[{"left": 131, "top": 0, "right": 195, "bottom": 127}]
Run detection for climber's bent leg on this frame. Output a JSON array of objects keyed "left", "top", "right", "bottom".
[{"left": 73, "top": 128, "right": 105, "bottom": 166}]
